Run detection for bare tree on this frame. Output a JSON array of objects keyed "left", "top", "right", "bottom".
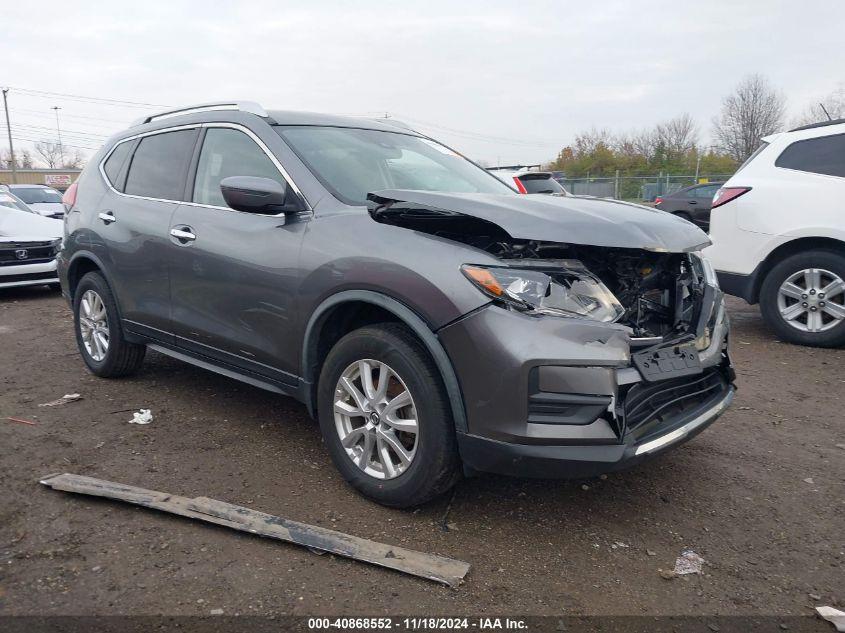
[
  {"left": 34, "top": 141, "right": 65, "bottom": 168},
  {"left": 572, "top": 127, "right": 614, "bottom": 156},
  {"left": 792, "top": 84, "right": 845, "bottom": 126},
  {"left": 614, "top": 128, "right": 658, "bottom": 159},
  {"left": 712, "top": 74, "right": 785, "bottom": 162},
  {"left": 655, "top": 113, "right": 699, "bottom": 156}
]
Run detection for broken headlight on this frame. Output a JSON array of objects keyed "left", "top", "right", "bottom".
[
  {"left": 691, "top": 252, "right": 719, "bottom": 287},
  {"left": 462, "top": 261, "right": 624, "bottom": 322}
]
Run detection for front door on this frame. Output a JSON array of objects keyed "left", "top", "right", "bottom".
[{"left": 168, "top": 125, "right": 308, "bottom": 386}]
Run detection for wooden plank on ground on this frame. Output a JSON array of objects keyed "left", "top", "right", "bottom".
[{"left": 39, "top": 473, "right": 470, "bottom": 587}]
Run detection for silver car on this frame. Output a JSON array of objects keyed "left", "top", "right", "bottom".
[{"left": 9, "top": 184, "right": 66, "bottom": 218}]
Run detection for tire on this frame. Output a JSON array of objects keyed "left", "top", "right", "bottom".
[
  {"left": 759, "top": 249, "right": 845, "bottom": 348},
  {"left": 73, "top": 271, "right": 146, "bottom": 376},
  {"left": 317, "top": 323, "right": 460, "bottom": 507}
]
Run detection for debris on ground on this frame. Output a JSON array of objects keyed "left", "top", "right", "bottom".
[
  {"left": 673, "top": 548, "right": 705, "bottom": 575},
  {"left": 209, "top": 608, "right": 224, "bottom": 616},
  {"left": 816, "top": 606, "right": 845, "bottom": 632},
  {"left": 128, "top": 409, "right": 153, "bottom": 425},
  {"left": 6, "top": 417, "right": 37, "bottom": 426},
  {"left": 39, "top": 393, "right": 82, "bottom": 407},
  {"left": 39, "top": 473, "right": 471, "bottom": 587},
  {"left": 658, "top": 569, "right": 676, "bottom": 580},
  {"left": 803, "top": 477, "right": 815, "bottom": 484}
]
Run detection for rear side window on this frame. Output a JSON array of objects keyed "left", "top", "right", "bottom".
[
  {"left": 124, "top": 129, "right": 197, "bottom": 200},
  {"left": 775, "top": 133, "right": 845, "bottom": 177},
  {"left": 103, "top": 141, "right": 133, "bottom": 191},
  {"left": 694, "top": 184, "right": 720, "bottom": 198},
  {"left": 192, "top": 128, "right": 284, "bottom": 207}
]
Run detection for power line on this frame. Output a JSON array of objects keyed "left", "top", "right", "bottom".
[
  {"left": 13, "top": 122, "right": 109, "bottom": 140},
  {"left": 10, "top": 136, "right": 100, "bottom": 151},
  {"left": 10, "top": 87, "right": 169, "bottom": 109},
  {"left": 11, "top": 107, "right": 130, "bottom": 127}
]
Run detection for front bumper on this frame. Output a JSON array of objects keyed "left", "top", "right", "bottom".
[
  {"left": 438, "top": 293, "right": 734, "bottom": 478},
  {"left": 0, "top": 259, "right": 59, "bottom": 289}
]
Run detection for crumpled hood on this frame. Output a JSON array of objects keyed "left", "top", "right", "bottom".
[
  {"left": 368, "top": 190, "right": 711, "bottom": 252},
  {"left": 0, "top": 207, "right": 63, "bottom": 242}
]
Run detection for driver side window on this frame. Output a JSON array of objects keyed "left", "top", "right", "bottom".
[{"left": 193, "top": 128, "right": 285, "bottom": 208}]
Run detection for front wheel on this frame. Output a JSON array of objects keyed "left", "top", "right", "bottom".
[
  {"left": 316, "top": 323, "right": 460, "bottom": 507},
  {"left": 759, "top": 250, "right": 845, "bottom": 347}
]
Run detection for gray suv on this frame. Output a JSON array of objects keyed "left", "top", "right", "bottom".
[{"left": 59, "top": 102, "right": 735, "bottom": 507}]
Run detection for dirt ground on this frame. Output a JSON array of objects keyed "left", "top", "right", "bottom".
[{"left": 0, "top": 288, "right": 842, "bottom": 619}]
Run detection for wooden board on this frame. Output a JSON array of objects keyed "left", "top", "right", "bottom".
[{"left": 39, "top": 473, "right": 470, "bottom": 587}]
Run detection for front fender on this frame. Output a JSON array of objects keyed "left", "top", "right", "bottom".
[{"left": 299, "top": 289, "right": 469, "bottom": 433}]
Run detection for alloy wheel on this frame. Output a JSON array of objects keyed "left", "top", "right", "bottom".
[
  {"left": 777, "top": 268, "right": 845, "bottom": 333},
  {"left": 79, "top": 289, "right": 110, "bottom": 361},
  {"left": 333, "top": 359, "right": 419, "bottom": 480}
]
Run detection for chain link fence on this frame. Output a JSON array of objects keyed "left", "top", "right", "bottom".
[{"left": 558, "top": 173, "right": 733, "bottom": 202}]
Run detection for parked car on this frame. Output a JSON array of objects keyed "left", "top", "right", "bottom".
[
  {"left": 0, "top": 185, "right": 36, "bottom": 213},
  {"left": 706, "top": 118, "right": 845, "bottom": 347},
  {"left": 8, "top": 184, "right": 66, "bottom": 218},
  {"left": 59, "top": 101, "right": 734, "bottom": 506},
  {"left": 654, "top": 182, "right": 724, "bottom": 230},
  {"left": 1, "top": 187, "right": 63, "bottom": 289},
  {"left": 489, "top": 169, "right": 569, "bottom": 195}
]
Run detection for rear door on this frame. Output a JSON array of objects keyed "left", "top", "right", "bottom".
[
  {"left": 168, "top": 124, "right": 308, "bottom": 385},
  {"left": 93, "top": 127, "right": 199, "bottom": 341}
]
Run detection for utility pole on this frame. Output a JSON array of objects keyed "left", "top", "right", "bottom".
[
  {"left": 2, "top": 87, "right": 18, "bottom": 183},
  {"left": 52, "top": 105, "right": 64, "bottom": 165}
]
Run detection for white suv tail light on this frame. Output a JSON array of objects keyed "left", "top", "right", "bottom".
[{"left": 712, "top": 186, "right": 751, "bottom": 209}]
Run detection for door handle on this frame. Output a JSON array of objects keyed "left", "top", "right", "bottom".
[
  {"left": 170, "top": 227, "right": 196, "bottom": 242},
  {"left": 688, "top": 200, "right": 698, "bottom": 205},
  {"left": 98, "top": 211, "right": 116, "bottom": 224}
]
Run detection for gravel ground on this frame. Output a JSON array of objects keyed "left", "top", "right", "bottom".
[{"left": 0, "top": 288, "right": 842, "bottom": 620}]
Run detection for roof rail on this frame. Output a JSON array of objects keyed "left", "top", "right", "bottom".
[
  {"left": 788, "top": 117, "right": 845, "bottom": 132},
  {"left": 131, "top": 101, "right": 269, "bottom": 127}
]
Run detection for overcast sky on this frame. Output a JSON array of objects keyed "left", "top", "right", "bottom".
[{"left": 2, "top": 0, "right": 843, "bottom": 166}]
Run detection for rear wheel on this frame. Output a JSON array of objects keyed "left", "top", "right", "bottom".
[
  {"left": 317, "top": 323, "right": 460, "bottom": 507},
  {"left": 760, "top": 250, "right": 845, "bottom": 347},
  {"left": 73, "top": 272, "right": 146, "bottom": 376}
]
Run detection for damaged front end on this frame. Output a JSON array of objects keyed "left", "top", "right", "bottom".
[
  {"left": 369, "top": 190, "right": 716, "bottom": 340},
  {"left": 369, "top": 190, "right": 735, "bottom": 478}
]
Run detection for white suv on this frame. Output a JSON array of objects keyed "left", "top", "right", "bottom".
[{"left": 705, "top": 119, "right": 845, "bottom": 347}]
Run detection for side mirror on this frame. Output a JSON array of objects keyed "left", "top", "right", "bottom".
[{"left": 219, "top": 176, "right": 297, "bottom": 214}]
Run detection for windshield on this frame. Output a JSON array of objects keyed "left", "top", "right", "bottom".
[
  {"left": 0, "top": 191, "right": 35, "bottom": 213},
  {"left": 13, "top": 187, "right": 63, "bottom": 204},
  {"left": 276, "top": 126, "right": 514, "bottom": 205}
]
